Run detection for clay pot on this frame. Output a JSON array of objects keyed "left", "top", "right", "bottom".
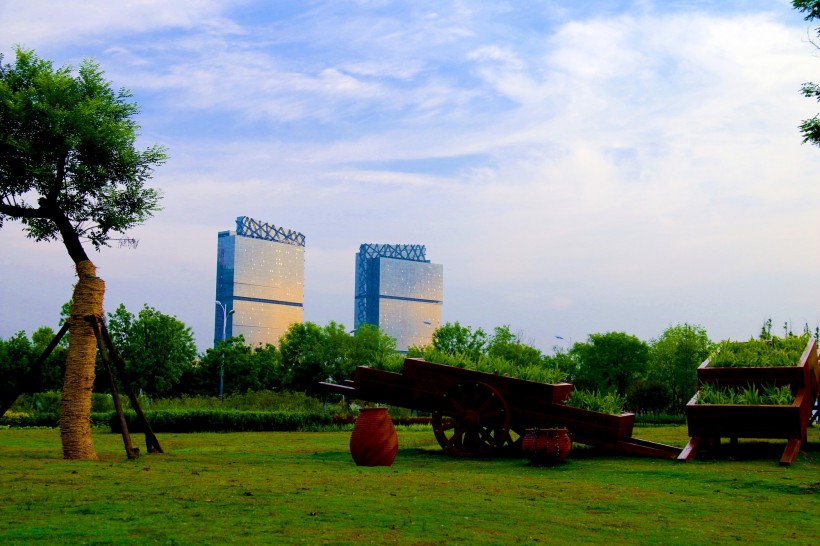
[
  {"left": 349, "top": 408, "right": 398, "bottom": 466},
  {"left": 522, "top": 427, "right": 571, "bottom": 466}
]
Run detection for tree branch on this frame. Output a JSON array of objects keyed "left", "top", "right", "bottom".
[{"left": 0, "top": 201, "right": 43, "bottom": 219}]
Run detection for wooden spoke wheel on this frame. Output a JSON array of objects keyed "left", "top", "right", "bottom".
[{"left": 432, "top": 381, "right": 510, "bottom": 457}]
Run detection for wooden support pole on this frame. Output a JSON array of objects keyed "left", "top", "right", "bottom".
[
  {"left": 98, "top": 321, "right": 163, "bottom": 454},
  {"left": 1, "top": 322, "right": 73, "bottom": 419},
  {"left": 87, "top": 316, "right": 139, "bottom": 460}
]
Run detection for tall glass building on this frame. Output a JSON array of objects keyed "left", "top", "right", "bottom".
[
  {"left": 215, "top": 216, "right": 305, "bottom": 347},
  {"left": 354, "top": 244, "right": 443, "bottom": 352}
]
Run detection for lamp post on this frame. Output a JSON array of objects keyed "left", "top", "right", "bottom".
[{"left": 215, "top": 300, "right": 234, "bottom": 399}]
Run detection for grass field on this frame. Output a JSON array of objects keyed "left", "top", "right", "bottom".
[{"left": 1, "top": 425, "right": 818, "bottom": 544}]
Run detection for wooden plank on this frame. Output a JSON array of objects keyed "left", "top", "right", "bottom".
[
  {"left": 685, "top": 397, "right": 805, "bottom": 440},
  {"left": 616, "top": 438, "right": 681, "bottom": 460},
  {"left": 677, "top": 437, "right": 700, "bottom": 462},
  {"left": 512, "top": 406, "right": 635, "bottom": 443},
  {"left": 318, "top": 382, "right": 357, "bottom": 396},
  {"left": 779, "top": 439, "right": 802, "bottom": 466}
]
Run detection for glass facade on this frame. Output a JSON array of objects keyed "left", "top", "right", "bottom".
[
  {"left": 354, "top": 244, "right": 443, "bottom": 352},
  {"left": 215, "top": 217, "right": 305, "bottom": 347}
]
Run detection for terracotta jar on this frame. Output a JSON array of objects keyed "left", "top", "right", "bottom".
[
  {"left": 522, "top": 427, "right": 571, "bottom": 466},
  {"left": 349, "top": 408, "right": 398, "bottom": 466}
]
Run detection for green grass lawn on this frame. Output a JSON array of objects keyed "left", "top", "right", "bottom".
[{"left": 1, "top": 425, "right": 818, "bottom": 545}]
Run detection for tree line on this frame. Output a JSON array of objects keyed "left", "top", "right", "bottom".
[{"left": 6, "top": 301, "right": 812, "bottom": 416}]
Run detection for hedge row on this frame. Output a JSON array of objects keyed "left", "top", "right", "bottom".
[
  {"left": 1, "top": 409, "right": 333, "bottom": 432},
  {"left": 111, "top": 409, "right": 333, "bottom": 433},
  {"left": 634, "top": 413, "right": 686, "bottom": 425},
  {"left": 0, "top": 412, "right": 111, "bottom": 428}
]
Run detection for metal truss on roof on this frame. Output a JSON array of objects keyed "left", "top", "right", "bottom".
[
  {"left": 235, "top": 216, "right": 305, "bottom": 247},
  {"left": 358, "top": 243, "right": 427, "bottom": 261}
]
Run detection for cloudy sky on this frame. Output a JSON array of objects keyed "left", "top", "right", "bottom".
[{"left": 2, "top": 0, "right": 819, "bottom": 352}]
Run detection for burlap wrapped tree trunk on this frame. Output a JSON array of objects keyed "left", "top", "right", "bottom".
[{"left": 60, "top": 260, "right": 105, "bottom": 460}]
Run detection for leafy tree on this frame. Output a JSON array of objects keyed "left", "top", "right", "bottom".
[
  {"left": 30, "top": 326, "right": 67, "bottom": 391},
  {"left": 545, "top": 347, "right": 580, "bottom": 380},
  {"left": 572, "top": 332, "right": 649, "bottom": 396},
  {"left": 0, "top": 328, "right": 68, "bottom": 417},
  {"left": 0, "top": 48, "right": 166, "bottom": 458},
  {"left": 192, "top": 336, "right": 280, "bottom": 397},
  {"left": 106, "top": 304, "right": 197, "bottom": 398},
  {"left": 647, "top": 324, "right": 713, "bottom": 413},
  {"left": 625, "top": 380, "right": 671, "bottom": 415},
  {"left": 278, "top": 321, "right": 354, "bottom": 394},
  {"left": 431, "top": 322, "right": 488, "bottom": 360},
  {"left": 794, "top": 1, "right": 820, "bottom": 146},
  {"left": 318, "top": 321, "right": 354, "bottom": 384},
  {"left": 487, "top": 325, "right": 543, "bottom": 368},
  {"left": 349, "top": 323, "right": 396, "bottom": 370},
  {"left": 0, "top": 332, "right": 34, "bottom": 416}
]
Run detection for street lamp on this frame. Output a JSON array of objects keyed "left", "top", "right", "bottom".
[{"left": 215, "top": 300, "right": 235, "bottom": 399}]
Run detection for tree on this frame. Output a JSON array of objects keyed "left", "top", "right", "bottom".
[
  {"left": 195, "top": 337, "right": 254, "bottom": 396},
  {"left": 487, "top": 325, "right": 543, "bottom": 367},
  {"left": 0, "top": 332, "right": 34, "bottom": 417},
  {"left": 0, "top": 48, "right": 166, "bottom": 458},
  {"left": 278, "top": 321, "right": 355, "bottom": 394},
  {"left": 31, "top": 326, "right": 67, "bottom": 392},
  {"left": 572, "top": 332, "right": 649, "bottom": 396},
  {"left": 431, "top": 322, "right": 488, "bottom": 360},
  {"left": 625, "top": 380, "right": 671, "bottom": 416},
  {"left": 106, "top": 304, "right": 197, "bottom": 398},
  {"left": 794, "top": 1, "right": 820, "bottom": 146},
  {"left": 349, "top": 323, "right": 396, "bottom": 370},
  {"left": 647, "top": 324, "right": 712, "bottom": 413}
]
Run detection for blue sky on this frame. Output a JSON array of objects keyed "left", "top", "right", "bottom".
[{"left": 1, "top": 0, "right": 819, "bottom": 352}]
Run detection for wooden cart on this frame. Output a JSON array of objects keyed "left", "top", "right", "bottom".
[{"left": 321, "top": 358, "right": 681, "bottom": 459}]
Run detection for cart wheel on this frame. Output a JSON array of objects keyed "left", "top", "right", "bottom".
[{"left": 432, "top": 381, "right": 510, "bottom": 457}]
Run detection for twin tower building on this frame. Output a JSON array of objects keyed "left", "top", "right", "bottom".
[{"left": 214, "top": 216, "right": 444, "bottom": 352}]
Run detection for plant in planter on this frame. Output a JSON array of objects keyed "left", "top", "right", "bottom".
[
  {"left": 708, "top": 335, "right": 809, "bottom": 368},
  {"left": 564, "top": 390, "right": 625, "bottom": 416},
  {"left": 680, "top": 336, "right": 818, "bottom": 466},
  {"left": 696, "top": 383, "right": 795, "bottom": 406}
]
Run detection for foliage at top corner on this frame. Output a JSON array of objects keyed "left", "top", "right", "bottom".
[
  {"left": 0, "top": 47, "right": 166, "bottom": 262},
  {"left": 793, "top": 0, "right": 820, "bottom": 148}
]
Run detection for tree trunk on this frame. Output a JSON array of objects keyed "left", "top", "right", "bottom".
[{"left": 60, "top": 260, "right": 105, "bottom": 460}]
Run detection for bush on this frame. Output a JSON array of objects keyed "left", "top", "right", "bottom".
[
  {"left": 564, "top": 390, "right": 626, "bottom": 415},
  {"left": 696, "top": 384, "right": 795, "bottom": 405},
  {"left": 111, "top": 409, "right": 333, "bottom": 433},
  {"left": 708, "top": 336, "right": 809, "bottom": 368},
  {"left": 11, "top": 392, "right": 115, "bottom": 414},
  {"left": 0, "top": 411, "right": 111, "bottom": 428},
  {"left": 133, "top": 391, "right": 326, "bottom": 413},
  {"left": 634, "top": 413, "right": 686, "bottom": 425},
  {"left": 395, "top": 348, "right": 567, "bottom": 384}
]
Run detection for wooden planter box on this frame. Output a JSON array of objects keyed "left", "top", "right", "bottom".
[{"left": 680, "top": 338, "right": 818, "bottom": 466}]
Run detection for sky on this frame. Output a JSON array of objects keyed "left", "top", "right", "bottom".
[{"left": 1, "top": 0, "right": 820, "bottom": 353}]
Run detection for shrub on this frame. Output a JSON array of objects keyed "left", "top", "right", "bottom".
[
  {"left": 388, "top": 347, "right": 567, "bottom": 384},
  {"left": 111, "top": 409, "right": 333, "bottom": 433},
  {"left": 564, "top": 390, "right": 626, "bottom": 415},
  {"left": 696, "top": 383, "right": 795, "bottom": 405},
  {"left": 0, "top": 411, "right": 111, "bottom": 428},
  {"left": 708, "top": 336, "right": 809, "bottom": 368}
]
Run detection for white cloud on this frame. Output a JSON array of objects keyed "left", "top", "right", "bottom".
[{"left": 2, "top": 1, "right": 819, "bottom": 351}]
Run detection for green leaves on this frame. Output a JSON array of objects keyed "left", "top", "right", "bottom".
[
  {"left": 793, "top": 1, "right": 820, "bottom": 147},
  {"left": 697, "top": 383, "right": 795, "bottom": 405},
  {"left": 106, "top": 303, "right": 197, "bottom": 397},
  {"left": 0, "top": 47, "right": 166, "bottom": 262},
  {"left": 565, "top": 390, "right": 626, "bottom": 415},
  {"left": 399, "top": 346, "right": 567, "bottom": 384},
  {"left": 708, "top": 336, "right": 808, "bottom": 368}
]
